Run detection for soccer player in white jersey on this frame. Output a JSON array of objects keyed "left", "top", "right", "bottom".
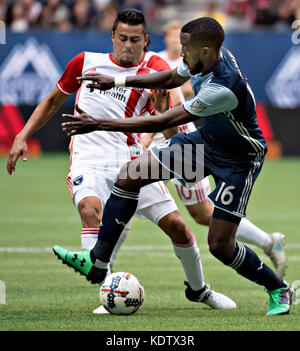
[
  {"left": 7, "top": 9, "right": 236, "bottom": 313},
  {"left": 140, "top": 20, "right": 287, "bottom": 277}
]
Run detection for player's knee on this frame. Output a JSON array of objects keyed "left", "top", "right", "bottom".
[
  {"left": 192, "top": 212, "right": 211, "bottom": 226},
  {"left": 117, "top": 162, "right": 143, "bottom": 190},
  {"left": 208, "top": 236, "right": 235, "bottom": 263},
  {"left": 158, "top": 211, "right": 192, "bottom": 245},
  {"left": 187, "top": 200, "right": 213, "bottom": 226}
]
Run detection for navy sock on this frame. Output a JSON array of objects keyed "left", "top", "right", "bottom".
[
  {"left": 226, "top": 242, "right": 285, "bottom": 291},
  {"left": 91, "top": 184, "right": 139, "bottom": 263}
]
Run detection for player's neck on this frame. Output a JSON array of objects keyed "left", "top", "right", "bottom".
[{"left": 202, "top": 50, "right": 221, "bottom": 76}]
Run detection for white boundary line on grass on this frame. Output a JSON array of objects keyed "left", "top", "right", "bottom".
[
  {"left": 0, "top": 246, "right": 300, "bottom": 261},
  {"left": 0, "top": 213, "right": 299, "bottom": 224}
]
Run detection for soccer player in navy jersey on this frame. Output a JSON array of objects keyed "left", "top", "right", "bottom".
[{"left": 56, "top": 17, "right": 295, "bottom": 315}]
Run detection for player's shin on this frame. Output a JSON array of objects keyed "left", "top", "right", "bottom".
[
  {"left": 90, "top": 184, "right": 139, "bottom": 263},
  {"left": 173, "top": 233, "right": 205, "bottom": 291},
  {"left": 225, "top": 242, "right": 286, "bottom": 291}
]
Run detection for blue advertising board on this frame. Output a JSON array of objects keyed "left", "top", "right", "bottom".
[{"left": 0, "top": 30, "right": 299, "bottom": 107}]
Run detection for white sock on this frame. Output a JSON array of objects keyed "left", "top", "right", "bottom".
[
  {"left": 81, "top": 227, "right": 99, "bottom": 250},
  {"left": 81, "top": 225, "right": 130, "bottom": 267},
  {"left": 172, "top": 234, "right": 205, "bottom": 291},
  {"left": 236, "top": 218, "right": 272, "bottom": 250}
]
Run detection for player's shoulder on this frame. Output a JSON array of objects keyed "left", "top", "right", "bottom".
[
  {"left": 211, "top": 48, "right": 243, "bottom": 91},
  {"left": 144, "top": 51, "right": 171, "bottom": 72},
  {"left": 83, "top": 51, "right": 109, "bottom": 63},
  {"left": 67, "top": 51, "right": 108, "bottom": 65}
]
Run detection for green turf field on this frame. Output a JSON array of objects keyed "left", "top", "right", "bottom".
[{"left": 0, "top": 154, "right": 299, "bottom": 331}]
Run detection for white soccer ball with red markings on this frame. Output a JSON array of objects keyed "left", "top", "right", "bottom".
[{"left": 99, "top": 272, "right": 144, "bottom": 315}]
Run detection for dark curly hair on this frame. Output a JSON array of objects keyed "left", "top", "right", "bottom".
[{"left": 181, "top": 17, "right": 225, "bottom": 52}]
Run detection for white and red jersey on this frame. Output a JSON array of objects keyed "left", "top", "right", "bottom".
[
  {"left": 150, "top": 50, "right": 196, "bottom": 147},
  {"left": 56, "top": 51, "right": 171, "bottom": 167}
]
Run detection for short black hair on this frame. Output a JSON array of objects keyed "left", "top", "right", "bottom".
[
  {"left": 112, "top": 9, "right": 149, "bottom": 51},
  {"left": 112, "top": 9, "right": 147, "bottom": 34},
  {"left": 181, "top": 17, "right": 225, "bottom": 51}
]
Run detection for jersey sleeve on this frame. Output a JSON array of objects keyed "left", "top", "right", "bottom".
[
  {"left": 183, "top": 82, "right": 238, "bottom": 118},
  {"left": 56, "top": 52, "right": 85, "bottom": 95},
  {"left": 177, "top": 59, "right": 190, "bottom": 78}
]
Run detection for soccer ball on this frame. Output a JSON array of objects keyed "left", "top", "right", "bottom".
[{"left": 99, "top": 272, "right": 144, "bottom": 315}]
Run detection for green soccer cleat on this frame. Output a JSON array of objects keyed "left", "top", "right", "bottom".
[
  {"left": 52, "top": 245, "right": 108, "bottom": 285},
  {"left": 266, "top": 282, "right": 295, "bottom": 316}
]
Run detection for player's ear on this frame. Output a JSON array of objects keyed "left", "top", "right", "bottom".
[{"left": 203, "top": 47, "right": 210, "bottom": 56}]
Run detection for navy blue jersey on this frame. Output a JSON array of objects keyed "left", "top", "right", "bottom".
[{"left": 177, "top": 47, "right": 267, "bottom": 160}]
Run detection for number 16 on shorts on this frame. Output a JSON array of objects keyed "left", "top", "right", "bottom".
[
  {"left": 211, "top": 180, "right": 245, "bottom": 217},
  {"left": 215, "top": 182, "right": 235, "bottom": 206}
]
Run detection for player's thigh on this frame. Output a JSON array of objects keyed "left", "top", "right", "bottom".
[
  {"left": 186, "top": 200, "right": 214, "bottom": 226},
  {"left": 117, "top": 150, "right": 167, "bottom": 190},
  {"left": 150, "top": 131, "right": 205, "bottom": 187},
  {"left": 208, "top": 160, "right": 263, "bottom": 218},
  {"left": 135, "top": 181, "right": 178, "bottom": 225},
  {"left": 67, "top": 164, "right": 113, "bottom": 226}
]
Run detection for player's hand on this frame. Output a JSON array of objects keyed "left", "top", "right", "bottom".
[
  {"left": 149, "top": 89, "right": 170, "bottom": 113},
  {"left": 77, "top": 73, "right": 115, "bottom": 91},
  {"left": 61, "top": 104, "right": 101, "bottom": 136},
  {"left": 7, "top": 137, "right": 28, "bottom": 175}
]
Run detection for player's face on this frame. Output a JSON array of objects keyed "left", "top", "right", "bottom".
[
  {"left": 112, "top": 23, "right": 149, "bottom": 66},
  {"left": 180, "top": 32, "right": 204, "bottom": 75}
]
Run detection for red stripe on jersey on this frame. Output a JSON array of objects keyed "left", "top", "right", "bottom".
[
  {"left": 57, "top": 52, "right": 85, "bottom": 95},
  {"left": 123, "top": 66, "right": 151, "bottom": 150}
]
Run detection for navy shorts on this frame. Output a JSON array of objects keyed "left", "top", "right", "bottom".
[{"left": 150, "top": 129, "right": 264, "bottom": 218}]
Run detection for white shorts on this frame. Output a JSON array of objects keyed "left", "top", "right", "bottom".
[
  {"left": 66, "top": 163, "right": 178, "bottom": 225},
  {"left": 171, "top": 177, "right": 211, "bottom": 206}
]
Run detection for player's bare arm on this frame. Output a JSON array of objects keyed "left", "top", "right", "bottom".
[
  {"left": 62, "top": 105, "right": 197, "bottom": 136},
  {"left": 77, "top": 68, "right": 189, "bottom": 91},
  {"left": 7, "top": 87, "right": 68, "bottom": 175}
]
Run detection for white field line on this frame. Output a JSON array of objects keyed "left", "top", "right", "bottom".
[
  {"left": 0, "top": 245, "right": 299, "bottom": 261},
  {"left": 0, "top": 213, "right": 299, "bottom": 224}
]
